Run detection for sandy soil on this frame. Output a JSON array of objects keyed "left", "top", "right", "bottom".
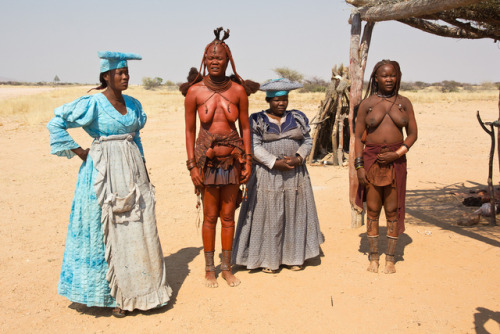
[
  {"left": 0, "top": 86, "right": 55, "bottom": 100},
  {"left": 0, "top": 88, "right": 499, "bottom": 333}
]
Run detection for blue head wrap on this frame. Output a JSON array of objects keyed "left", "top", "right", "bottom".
[
  {"left": 98, "top": 51, "right": 142, "bottom": 73},
  {"left": 260, "top": 78, "right": 303, "bottom": 98}
]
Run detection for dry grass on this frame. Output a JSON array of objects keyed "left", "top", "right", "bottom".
[
  {"left": 401, "top": 87, "right": 498, "bottom": 103},
  {"left": 0, "top": 85, "right": 497, "bottom": 126}
]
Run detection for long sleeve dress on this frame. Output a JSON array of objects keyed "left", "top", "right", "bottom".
[
  {"left": 232, "top": 109, "right": 324, "bottom": 270},
  {"left": 47, "top": 92, "right": 171, "bottom": 311}
]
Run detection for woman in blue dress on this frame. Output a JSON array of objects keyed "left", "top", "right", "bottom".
[
  {"left": 47, "top": 52, "right": 171, "bottom": 317},
  {"left": 232, "top": 79, "right": 324, "bottom": 273}
]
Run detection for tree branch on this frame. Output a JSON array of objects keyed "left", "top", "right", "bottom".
[
  {"left": 357, "top": 0, "right": 483, "bottom": 22},
  {"left": 346, "top": 0, "right": 377, "bottom": 6},
  {"left": 398, "top": 17, "right": 496, "bottom": 39},
  {"left": 440, "top": 17, "right": 500, "bottom": 40}
]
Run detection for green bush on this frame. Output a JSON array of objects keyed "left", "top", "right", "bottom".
[
  {"left": 440, "top": 80, "right": 460, "bottom": 93},
  {"left": 142, "top": 77, "right": 163, "bottom": 90}
]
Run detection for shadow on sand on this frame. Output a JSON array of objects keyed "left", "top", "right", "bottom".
[
  {"left": 358, "top": 226, "right": 413, "bottom": 263},
  {"left": 232, "top": 249, "right": 324, "bottom": 275},
  {"left": 473, "top": 307, "right": 500, "bottom": 334},
  {"left": 68, "top": 246, "right": 203, "bottom": 317},
  {"left": 404, "top": 181, "right": 500, "bottom": 248}
]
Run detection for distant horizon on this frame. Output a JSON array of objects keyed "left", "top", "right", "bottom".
[{"left": 1, "top": 76, "right": 498, "bottom": 86}]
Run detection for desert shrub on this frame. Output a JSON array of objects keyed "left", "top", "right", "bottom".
[
  {"left": 142, "top": 77, "right": 163, "bottom": 90},
  {"left": 440, "top": 80, "right": 460, "bottom": 93},
  {"left": 164, "top": 80, "right": 176, "bottom": 87},
  {"left": 300, "top": 77, "right": 328, "bottom": 93},
  {"left": 273, "top": 67, "right": 304, "bottom": 83},
  {"left": 478, "top": 81, "right": 498, "bottom": 90}
]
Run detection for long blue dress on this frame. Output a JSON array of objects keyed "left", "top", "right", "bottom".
[{"left": 47, "top": 93, "right": 149, "bottom": 307}]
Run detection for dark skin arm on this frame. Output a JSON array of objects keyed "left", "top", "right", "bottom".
[
  {"left": 237, "top": 89, "right": 252, "bottom": 184},
  {"left": 185, "top": 86, "right": 204, "bottom": 192},
  {"left": 72, "top": 147, "right": 89, "bottom": 161},
  {"left": 354, "top": 100, "right": 370, "bottom": 186}
]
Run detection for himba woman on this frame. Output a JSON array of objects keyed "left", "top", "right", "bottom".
[
  {"left": 354, "top": 60, "right": 418, "bottom": 274},
  {"left": 47, "top": 52, "right": 172, "bottom": 317},
  {"left": 181, "top": 28, "right": 259, "bottom": 287}
]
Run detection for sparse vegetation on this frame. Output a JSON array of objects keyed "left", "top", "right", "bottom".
[
  {"left": 142, "top": 77, "right": 163, "bottom": 90},
  {"left": 300, "top": 77, "right": 329, "bottom": 93},
  {"left": 0, "top": 85, "right": 497, "bottom": 126},
  {"left": 272, "top": 67, "right": 304, "bottom": 83}
]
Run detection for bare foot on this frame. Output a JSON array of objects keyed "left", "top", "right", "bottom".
[
  {"left": 221, "top": 270, "right": 241, "bottom": 287},
  {"left": 384, "top": 261, "right": 396, "bottom": 274},
  {"left": 367, "top": 260, "right": 379, "bottom": 273},
  {"left": 205, "top": 271, "right": 218, "bottom": 288}
]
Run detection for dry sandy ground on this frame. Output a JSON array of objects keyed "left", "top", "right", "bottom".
[
  {"left": 0, "top": 87, "right": 499, "bottom": 333},
  {"left": 0, "top": 86, "right": 55, "bottom": 100}
]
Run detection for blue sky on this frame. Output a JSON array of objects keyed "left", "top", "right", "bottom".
[{"left": 1, "top": 0, "right": 498, "bottom": 84}]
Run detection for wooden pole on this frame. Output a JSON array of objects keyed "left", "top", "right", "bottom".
[
  {"left": 348, "top": 12, "right": 374, "bottom": 228},
  {"left": 497, "top": 90, "right": 500, "bottom": 173},
  {"left": 476, "top": 111, "right": 497, "bottom": 226}
]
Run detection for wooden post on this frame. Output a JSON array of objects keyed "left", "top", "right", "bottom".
[
  {"left": 348, "top": 12, "right": 374, "bottom": 228},
  {"left": 335, "top": 101, "right": 345, "bottom": 166},
  {"left": 477, "top": 111, "right": 497, "bottom": 226},
  {"left": 497, "top": 90, "right": 500, "bottom": 172}
]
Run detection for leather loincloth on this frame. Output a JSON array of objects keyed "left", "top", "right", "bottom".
[
  {"left": 355, "top": 142, "right": 407, "bottom": 235},
  {"left": 195, "top": 127, "right": 244, "bottom": 186}
]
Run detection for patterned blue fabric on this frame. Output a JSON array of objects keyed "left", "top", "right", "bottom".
[
  {"left": 266, "top": 90, "right": 288, "bottom": 98},
  {"left": 47, "top": 93, "right": 146, "bottom": 307},
  {"left": 258, "top": 110, "right": 299, "bottom": 135},
  {"left": 260, "top": 78, "right": 303, "bottom": 97}
]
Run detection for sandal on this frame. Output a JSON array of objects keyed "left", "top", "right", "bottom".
[
  {"left": 262, "top": 268, "right": 277, "bottom": 274},
  {"left": 289, "top": 265, "right": 303, "bottom": 271},
  {"left": 112, "top": 307, "right": 127, "bottom": 318}
]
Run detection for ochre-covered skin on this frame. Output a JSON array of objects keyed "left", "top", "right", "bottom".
[
  {"left": 184, "top": 39, "right": 251, "bottom": 288},
  {"left": 354, "top": 60, "right": 418, "bottom": 274}
]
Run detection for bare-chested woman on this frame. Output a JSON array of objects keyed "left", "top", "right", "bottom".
[
  {"left": 354, "top": 60, "right": 418, "bottom": 274},
  {"left": 182, "top": 28, "right": 258, "bottom": 287}
]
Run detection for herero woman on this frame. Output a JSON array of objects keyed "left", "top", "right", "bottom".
[
  {"left": 47, "top": 51, "right": 172, "bottom": 317},
  {"left": 232, "top": 78, "right": 324, "bottom": 273},
  {"left": 354, "top": 59, "right": 418, "bottom": 274},
  {"left": 182, "top": 28, "right": 258, "bottom": 288}
]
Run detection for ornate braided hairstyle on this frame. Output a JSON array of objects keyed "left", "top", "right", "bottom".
[
  {"left": 180, "top": 27, "right": 259, "bottom": 96},
  {"left": 364, "top": 59, "right": 402, "bottom": 99}
]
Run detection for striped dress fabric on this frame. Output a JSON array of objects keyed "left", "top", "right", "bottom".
[{"left": 232, "top": 110, "right": 324, "bottom": 270}]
